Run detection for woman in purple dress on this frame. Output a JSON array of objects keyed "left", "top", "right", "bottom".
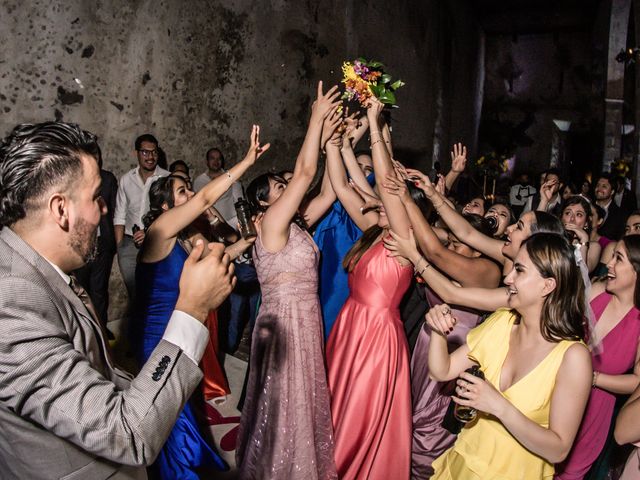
[{"left": 236, "top": 82, "right": 341, "bottom": 480}]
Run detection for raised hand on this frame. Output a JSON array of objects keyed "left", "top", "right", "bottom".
[
  {"left": 382, "top": 173, "right": 412, "bottom": 204},
  {"left": 540, "top": 178, "right": 559, "bottom": 203},
  {"left": 425, "top": 303, "right": 457, "bottom": 336},
  {"left": 435, "top": 174, "right": 446, "bottom": 196},
  {"left": 245, "top": 124, "right": 270, "bottom": 164},
  {"left": 450, "top": 143, "right": 467, "bottom": 173},
  {"left": 311, "top": 81, "right": 342, "bottom": 123},
  {"left": 349, "top": 178, "right": 382, "bottom": 212},
  {"left": 405, "top": 168, "right": 436, "bottom": 198},
  {"left": 383, "top": 228, "right": 420, "bottom": 261},
  {"left": 364, "top": 95, "right": 384, "bottom": 121},
  {"left": 322, "top": 106, "right": 343, "bottom": 149}
]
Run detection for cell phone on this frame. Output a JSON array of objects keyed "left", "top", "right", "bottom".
[{"left": 132, "top": 224, "right": 140, "bottom": 234}]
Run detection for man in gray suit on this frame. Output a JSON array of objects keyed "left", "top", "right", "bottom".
[{"left": 0, "top": 122, "right": 236, "bottom": 479}]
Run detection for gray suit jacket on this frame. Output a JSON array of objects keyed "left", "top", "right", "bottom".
[{"left": 0, "top": 228, "right": 203, "bottom": 479}]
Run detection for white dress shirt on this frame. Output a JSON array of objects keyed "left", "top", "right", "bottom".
[
  {"left": 193, "top": 172, "right": 244, "bottom": 226},
  {"left": 114, "top": 166, "right": 169, "bottom": 235}
]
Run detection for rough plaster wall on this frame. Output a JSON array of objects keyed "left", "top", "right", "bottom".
[{"left": 0, "top": 0, "right": 481, "bottom": 182}]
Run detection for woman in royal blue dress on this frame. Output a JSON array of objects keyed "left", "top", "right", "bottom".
[{"left": 134, "top": 125, "right": 269, "bottom": 480}]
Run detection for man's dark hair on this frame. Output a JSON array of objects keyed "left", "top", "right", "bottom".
[
  {"left": 596, "top": 171, "right": 616, "bottom": 188},
  {"left": 0, "top": 122, "right": 99, "bottom": 228},
  {"left": 169, "top": 159, "right": 189, "bottom": 173},
  {"left": 205, "top": 147, "right": 224, "bottom": 166},
  {"left": 134, "top": 133, "right": 158, "bottom": 151}
]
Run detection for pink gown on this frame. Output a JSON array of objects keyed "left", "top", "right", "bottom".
[
  {"left": 326, "top": 240, "right": 413, "bottom": 480},
  {"left": 556, "top": 291, "right": 640, "bottom": 479},
  {"left": 236, "top": 224, "right": 337, "bottom": 480}
]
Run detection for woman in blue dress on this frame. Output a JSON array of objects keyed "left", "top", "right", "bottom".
[
  {"left": 134, "top": 125, "right": 268, "bottom": 479},
  {"left": 313, "top": 115, "right": 378, "bottom": 338}
]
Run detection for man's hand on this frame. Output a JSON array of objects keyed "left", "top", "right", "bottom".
[{"left": 175, "top": 240, "right": 236, "bottom": 322}]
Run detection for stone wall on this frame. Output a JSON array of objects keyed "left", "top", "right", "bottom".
[{"left": 0, "top": 0, "right": 483, "bottom": 182}]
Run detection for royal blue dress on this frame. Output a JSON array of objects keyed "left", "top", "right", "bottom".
[
  {"left": 313, "top": 201, "right": 363, "bottom": 339},
  {"left": 135, "top": 241, "right": 227, "bottom": 480}
]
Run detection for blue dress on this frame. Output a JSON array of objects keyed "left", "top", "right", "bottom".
[
  {"left": 135, "top": 241, "right": 227, "bottom": 480},
  {"left": 313, "top": 200, "right": 362, "bottom": 339}
]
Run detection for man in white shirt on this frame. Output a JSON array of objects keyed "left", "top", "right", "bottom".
[
  {"left": 0, "top": 121, "right": 235, "bottom": 479},
  {"left": 193, "top": 147, "right": 243, "bottom": 227},
  {"left": 114, "top": 134, "right": 169, "bottom": 300}
]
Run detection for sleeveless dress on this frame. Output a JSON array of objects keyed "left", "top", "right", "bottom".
[
  {"left": 556, "top": 292, "right": 640, "bottom": 479},
  {"left": 326, "top": 240, "right": 413, "bottom": 479},
  {"left": 432, "top": 309, "right": 580, "bottom": 479},
  {"left": 411, "top": 289, "right": 483, "bottom": 478},
  {"left": 236, "top": 223, "right": 337, "bottom": 480},
  {"left": 135, "top": 241, "right": 228, "bottom": 480},
  {"left": 313, "top": 200, "right": 362, "bottom": 339}
]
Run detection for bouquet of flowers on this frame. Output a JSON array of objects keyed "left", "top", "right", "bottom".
[
  {"left": 612, "top": 157, "right": 631, "bottom": 176},
  {"left": 341, "top": 58, "right": 404, "bottom": 107}
]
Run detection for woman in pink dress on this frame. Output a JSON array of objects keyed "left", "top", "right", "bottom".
[
  {"left": 325, "top": 97, "right": 414, "bottom": 479},
  {"left": 556, "top": 235, "right": 640, "bottom": 479},
  {"left": 236, "top": 82, "right": 341, "bottom": 480}
]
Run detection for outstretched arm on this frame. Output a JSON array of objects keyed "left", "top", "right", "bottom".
[
  {"left": 384, "top": 228, "right": 510, "bottom": 311},
  {"left": 325, "top": 124, "right": 378, "bottom": 231},
  {"left": 144, "top": 126, "right": 268, "bottom": 260},
  {"left": 444, "top": 142, "right": 467, "bottom": 192},
  {"left": 406, "top": 168, "right": 506, "bottom": 264},
  {"left": 367, "top": 97, "right": 410, "bottom": 239},
  {"left": 383, "top": 173, "right": 500, "bottom": 288},
  {"left": 261, "top": 82, "right": 341, "bottom": 252}
]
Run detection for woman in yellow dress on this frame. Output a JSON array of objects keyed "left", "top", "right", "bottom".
[{"left": 426, "top": 232, "right": 593, "bottom": 479}]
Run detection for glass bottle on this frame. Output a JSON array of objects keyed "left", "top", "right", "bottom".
[
  {"left": 454, "top": 364, "right": 485, "bottom": 423},
  {"left": 235, "top": 198, "right": 257, "bottom": 240}
]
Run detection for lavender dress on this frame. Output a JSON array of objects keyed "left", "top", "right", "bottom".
[
  {"left": 236, "top": 223, "right": 337, "bottom": 480},
  {"left": 411, "top": 289, "right": 483, "bottom": 479}
]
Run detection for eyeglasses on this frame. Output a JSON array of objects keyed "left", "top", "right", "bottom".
[{"left": 138, "top": 149, "right": 158, "bottom": 158}]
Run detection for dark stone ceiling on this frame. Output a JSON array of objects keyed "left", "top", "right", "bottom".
[{"left": 471, "top": 0, "right": 602, "bottom": 35}]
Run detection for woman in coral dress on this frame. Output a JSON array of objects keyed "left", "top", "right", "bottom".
[{"left": 325, "top": 97, "right": 414, "bottom": 479}]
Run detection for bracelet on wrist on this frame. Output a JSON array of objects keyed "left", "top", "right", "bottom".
[
  {"left": 592, "top": 370, "right": 599, "bottom": 388},
  {"left": 371, "top": 139, "right": 384, "bottom": 148}
]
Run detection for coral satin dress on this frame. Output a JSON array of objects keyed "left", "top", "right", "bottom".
[{"left": 326, "top": 240, "right": 413, "bottom": 479}]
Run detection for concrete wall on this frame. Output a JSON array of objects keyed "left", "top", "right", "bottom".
[{"left": 0, "top": 0, "right": 483, "bottom": 182}]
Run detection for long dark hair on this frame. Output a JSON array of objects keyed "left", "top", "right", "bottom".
[
  {"left": 343, "top": 182, "right": 443, "bottom": 272},
  {"left": 618, "top": 235, "right": 640, "bottom": 309},
  {"left": 530, "top": 210, "right": 566, "bottom": 236},
  {"left": 246, "top": 173, "right": 307, "bottom": 230},
  {"left": 522, "top": 232, "right": 585, "bottom": 342},
  {"left": 560, "top": 195, "right": 593, "bottom": 231},
  {"left": 142, "top": 175, "right": 180, "bottom": 229}
]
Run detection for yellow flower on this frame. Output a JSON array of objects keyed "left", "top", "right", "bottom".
[{"left": 342, "top": 62, "right": 358, "bottom": 82}]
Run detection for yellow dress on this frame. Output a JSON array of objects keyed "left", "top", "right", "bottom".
[{"left": 431, "top": 309, "right": 580, "bottom": 479}]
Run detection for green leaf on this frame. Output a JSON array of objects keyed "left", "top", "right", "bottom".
[
  {"left": 378, "top": 90, "right": 397, "bottom": 105},
  {"left": 381, "top": 74, "right": 392, "bottom": 84},
  {"left": 390, "top": 79, "right": 405, "bottom": 90},
  {"left": 370, "top": 84, "right": 383, "bottom": 97},
  {"left": 368, "top": 61, "right": 384, "bottom": 68}
]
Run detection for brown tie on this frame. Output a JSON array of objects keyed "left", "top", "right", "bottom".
[{"left": 69, "top": 275, "right": 115, "bottom": 365}]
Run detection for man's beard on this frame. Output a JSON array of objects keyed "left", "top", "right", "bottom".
[{"left": 69, "top": 217, "right": 99, "bottom": 264}]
